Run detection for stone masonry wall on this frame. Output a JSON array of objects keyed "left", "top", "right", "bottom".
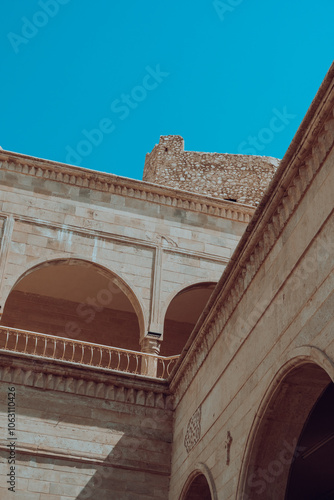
[
  {"left": 0, "top": 150, "right": 251, "bottom": 341},
  {"left": 0, "top": 357, "right": 173, "bottom": 500},
  {"left": 168, "top": 96, "right": 334, "bottom": 499},
  {"left": 143, "top": 135, "right": 280, "bottom": 206}
]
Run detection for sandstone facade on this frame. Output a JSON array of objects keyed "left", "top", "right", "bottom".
[{"left": 0, "top": 62, "right": 333, "bottom": 500}]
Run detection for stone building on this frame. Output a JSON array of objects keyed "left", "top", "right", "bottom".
[{"left": 0, "top": 61, "right": 333, "bottom": 499}]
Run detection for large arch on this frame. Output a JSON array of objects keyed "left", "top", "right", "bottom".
[
  {"left": 285, "top": 382, "right": 334, "bottom": 498},
  {"left": 1, "top": 258, "right": 145, "bottom": 351},
  {"left": 238, "top": 352, "right": 334, "bottom": 500},
  {"left": 160, "top": 282, "right": 216, "bottom": 356}
]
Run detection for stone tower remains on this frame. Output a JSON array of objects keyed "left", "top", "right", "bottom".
[{"left": 143, "top": 135, "right": 280, "bottom": 205}]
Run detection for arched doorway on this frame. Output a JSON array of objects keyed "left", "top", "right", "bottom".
[
  {"left": 161, "top": 282, "right": 216, "bottom": 356},
  {"left": 183, "top": 473, "right": 212, "bottom": 500},
  {"left": 1, "top": 259, "right": 142, "bottom": 351},
  {"left": 240, "top": 362, "right": 333, "bottom": 500}
]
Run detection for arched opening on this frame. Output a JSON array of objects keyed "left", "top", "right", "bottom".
[
  {"left": 161, "top": 282, "right": 216, "bottom": 356},
  {"left": 1, "top": 259, "right": 142, "bottom": 351},
  {"left": 183, "top": 473, "right": 212, "bottom": 500},
  {"left": 285, "top": 382, "right": 334, "bottom": 499},
  {"left": 241, "top": 362, "right": 332, "bottom": 500}
]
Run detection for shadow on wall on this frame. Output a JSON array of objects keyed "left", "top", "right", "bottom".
[{"left": 0, "top": 359, "right": 173, "bottom": 499}]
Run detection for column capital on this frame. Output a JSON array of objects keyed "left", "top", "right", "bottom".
[{"left": 141, "top": 336, "right": 161, "bottom": 355}]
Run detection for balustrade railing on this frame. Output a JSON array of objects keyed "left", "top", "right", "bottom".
[{"left": 0, "top": 326, "right": 179, "bottom": 380}]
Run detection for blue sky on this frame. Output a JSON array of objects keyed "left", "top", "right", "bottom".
[{"left": 1, "top": 1, "right": 333, "bottom": 180}]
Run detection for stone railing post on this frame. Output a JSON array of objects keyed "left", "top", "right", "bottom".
[{"left": 140, "top": 337, "right": 161, "bottom": 377}]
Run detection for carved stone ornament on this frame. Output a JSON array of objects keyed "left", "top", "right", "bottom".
[{"left": 184, "top": 406, "right": 202, "bottom": 453}]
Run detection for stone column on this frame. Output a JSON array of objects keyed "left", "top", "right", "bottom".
[{"left": 141, "top": 337, "right": 161, "bottom": 378}]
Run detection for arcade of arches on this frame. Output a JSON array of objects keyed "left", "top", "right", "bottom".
[{"left": 0, "top": 259, "right": 216, "bottom": 357}]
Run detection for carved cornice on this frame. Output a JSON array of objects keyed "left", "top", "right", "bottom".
[
  {"left": 170, "top": 66, "right": 334, "bottom": 404},
  {"left": 0, "top": 151, "right": 253, "bottom": 223},
  {"left": 0, "top": 354, "right": 173, "bottom": 410}
]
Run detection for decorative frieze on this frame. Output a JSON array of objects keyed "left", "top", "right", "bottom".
[{"left": 0, "top": 356, "right": 174, "bottom": 410}]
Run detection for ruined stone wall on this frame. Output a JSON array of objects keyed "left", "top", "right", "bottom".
[{"left": 143, "top": 135, "right": 280, "bottom": 206}]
